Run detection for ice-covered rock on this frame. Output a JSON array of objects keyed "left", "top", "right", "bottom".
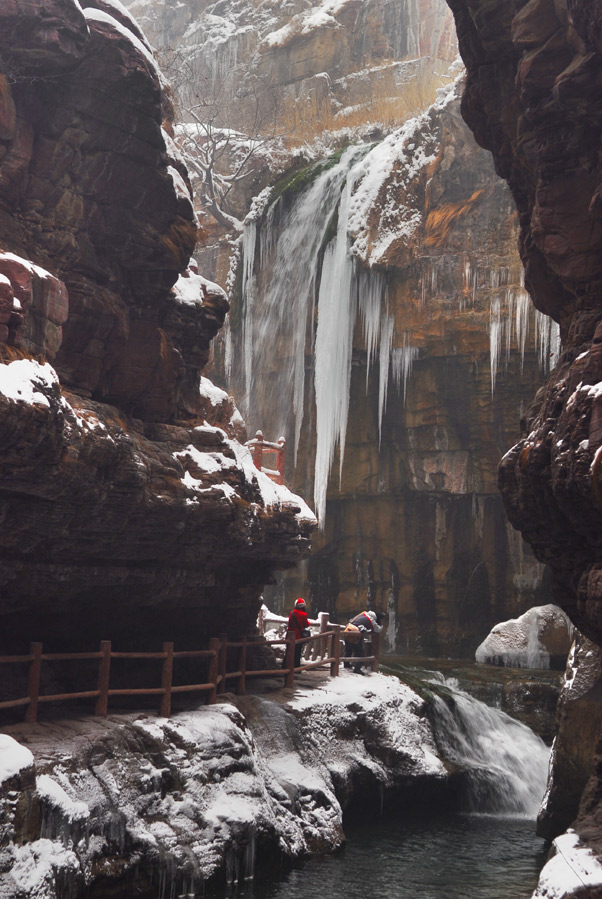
[
  {"left": 0, "top": 672, "right": 446, "bottom": 897},
  {"left": 475, "top": 604, "right": 574, "bottom": 670}
]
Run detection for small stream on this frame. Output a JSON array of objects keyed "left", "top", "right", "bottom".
[{"left": 223, "top": 661, "right": 552, "bottom": 899}]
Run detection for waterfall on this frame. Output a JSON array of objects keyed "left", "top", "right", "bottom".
[{"left": 428, "top": 676, "right": 550, "bottom": 817}]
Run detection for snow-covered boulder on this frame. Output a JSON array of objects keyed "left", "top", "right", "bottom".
[
  {"left": 0, "top": 672, "right": 446, "bottom": 897},
  {"left": 475, "top": 604, "right": 574, "bottom": 670},
  {"left": 531, "top": 831, "right": 602, "bottom": 899}
]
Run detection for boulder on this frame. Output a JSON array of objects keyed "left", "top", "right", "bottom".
[{"left": 475, "top": 604, "right": 574, "bottom": 669}]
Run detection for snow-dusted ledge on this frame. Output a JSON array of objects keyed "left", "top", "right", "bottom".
[
  {"left": 531, "top": 831, "right": 602, "bottom": 898},
  {"left": 1, "top": 672, "right": 446, "bottom": 897}
]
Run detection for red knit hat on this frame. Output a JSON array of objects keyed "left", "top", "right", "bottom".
[{"left": 295, "top": 597, "right": 306, "bottom": 608}]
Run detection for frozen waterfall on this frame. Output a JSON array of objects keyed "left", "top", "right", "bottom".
[
  {"left": 233, "top": 139, "right": 562, "bottom": 527},
  {"left": 235, "top": 146, "right": 400, "bottom": 525}
]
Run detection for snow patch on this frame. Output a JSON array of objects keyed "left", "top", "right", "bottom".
[
  {"left": 532, "top": 831, "right": 602, "bottom": 898},
  {"left": 84, "top": 9, "right": 161, "bottom": 81},
  {"left": 0, "top": 735, "right": 34, "bottom": 784},
  {"left": 0, "top": 359, "right": 60, "bottom": 408}
]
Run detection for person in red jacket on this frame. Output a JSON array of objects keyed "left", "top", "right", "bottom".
[{"left": 284, "top": 597, "right": 310, "bottom": 669}]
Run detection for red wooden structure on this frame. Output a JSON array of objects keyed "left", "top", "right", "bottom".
[
  {"left": 0, "top": 622, "right": 380, "bottom": 722},
  {"left": 245, "top": 430, "right": 286, "bottom": 484}
]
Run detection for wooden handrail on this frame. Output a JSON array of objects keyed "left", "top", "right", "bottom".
[
  {"left": 0, "top": 616, "right": 380, "bottom": 723},
  {"left": 245, "top": 430, "right": 286, "bottom": 484}
]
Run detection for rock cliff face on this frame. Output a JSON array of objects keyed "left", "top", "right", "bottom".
[
  {"left": 123, "top": 0, "right": 458, "bottom": 263},
  {"left": 0, "top": 0, "right": 314, "bottom": 655},
  {"left": 444, "top": 0, "right": 602, "bottom": 878},
  {"left": 231, "top": 80, "right": 556, "bottom": 655}
]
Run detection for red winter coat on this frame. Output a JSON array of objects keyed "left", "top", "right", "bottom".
[{"left": 287, "top": 608, "right": 310, "bottom": 640}]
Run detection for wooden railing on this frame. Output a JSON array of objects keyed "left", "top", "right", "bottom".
[
  {"left": 0, "top": 627, "right": 380, "bottom": 723},
  {"left": 245, "top": 430, "right": 286, "bottom": 484}
]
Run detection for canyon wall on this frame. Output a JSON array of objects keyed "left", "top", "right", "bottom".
[
  {"left": 133, "top": 0, "right": 556, "bottom": 654},
  {"left": 444, "top": 0, "right": 602, "bottom": 872},
  {"left": 0, "top": 0, "right": 314, "bottom": 657}
]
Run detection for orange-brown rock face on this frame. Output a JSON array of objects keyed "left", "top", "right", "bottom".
[
  {"left": 444, "top": 0, "right": 602, "bottom": 648},
  {"left": 0, "top": 0, "right": 314, "bottom": 653}
]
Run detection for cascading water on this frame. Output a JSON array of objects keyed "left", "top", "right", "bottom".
[{"left": 426, "top": 674, "right": 550, "bottom": 817}]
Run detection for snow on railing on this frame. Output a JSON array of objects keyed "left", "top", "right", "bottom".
[{"left": 245, "top": 430, "right": 286, "bottom": 484}]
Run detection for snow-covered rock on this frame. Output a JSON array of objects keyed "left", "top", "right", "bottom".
[
  {"left": 531, "top": 830, "right": 602, "bottom": 899},
  {"left": 0, "top": 672, "right": 446, "bottom": 897},
  {"left": 475, "top": 604, "right": 574, "bottom": 670}
]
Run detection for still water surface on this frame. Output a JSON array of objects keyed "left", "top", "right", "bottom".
[{"left": 224, "top": 810, "right": 548, "bottom": 899}]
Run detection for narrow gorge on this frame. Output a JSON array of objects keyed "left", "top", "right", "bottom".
[{"left": 0, "top": 0, "right": 602, "bottom": 897}]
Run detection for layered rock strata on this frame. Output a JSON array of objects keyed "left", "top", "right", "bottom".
[{"left": 0, "top": 0, "right": 314, "bottom": 655}]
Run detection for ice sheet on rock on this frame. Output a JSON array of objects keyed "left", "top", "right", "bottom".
[
  {"left": 226, "top": 439, "right": 317, "bottom": 524},
  {"left": 0, "top": 734, "right": 34, "bottom": 783},
  {"left": 92, "top": 0, "right": 152, "bottom": 49},
  {"left": 0, "top": 251, "right": 55, "bottom": 282},
  {"left": 175, "top": 445, "right": 237, "bottom": 476},
  {"left": 289, "top": 671, "right": 446, "bottom": 777},
  {"left": 0, "top": 359, "right": 60, "bottom": 408},
  {"left": 10, "top": 840, "right": 80, "bottom": 897},
  {"left": 173, "top": 269, "right": 227, "bottom": 307},
  {"left": 200, "top": 376, "right": 230, "bottom": 407}
]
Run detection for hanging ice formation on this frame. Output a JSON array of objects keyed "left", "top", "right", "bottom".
[
  {"left": 234, "top": 146, "right": 561, "bottom": 526},
  {"left": 234, "top": 145, "right": 406, "bottom": 526},
  {"left": 488, "top": 271, "right": 561, "bottom": 392}
]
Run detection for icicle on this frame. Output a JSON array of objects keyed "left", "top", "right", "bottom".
[
  {"left": 378, "top": 314, "right": 394, "bottom": 442},
  {"left": 514, "top": 288, "right": 530, "bottom": 369},
  {"left": 489, "top": 295, "right": 502, "bottom": 393},
  {"left": 391, "top": 335, "right": 419, "bottom": 401},
  {"left": 313, "top": 179, "right": 357, "bottom": 526},
  {"left": 241, "top": 222, "right": 257, "bottom": 414},
  {"left": 358, "top": 270, "right": 386, "bottom": 390},
  {"left": 535, "top": 309, "right": 561, "bottom": 372}
]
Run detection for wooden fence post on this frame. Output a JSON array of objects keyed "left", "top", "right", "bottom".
[
  {"left": 276, "top": 437, "right": 286, "bottom": 484},
  {"left": 25, "top": 642, "right": 42, "bottom": 723},
  {"left": 237, "top": 637, "right": 247, "bottom": 695},
  {"left": 319, "top": 612, "right": 329, "bottom": 659},
  {"left": 208, "top": 637, "right": 219, "bottom": 704},
  {"left": 250, "top": 430, "right": 263, "bottom": 471},
  {"left": 217, "top": 634, "right": 227, "bottom": 695},
  {"left": 372, "top": 632, "right": 380, "bottom": 672},
  {"left": 330, "top": 629, "right": 341, "bottom": 678},
  {"left": 284, "top": 630, "right": 295, "bottom": 688},
  {"left": 95, "top": 640, "right": 111, "bottom": 716},
  {"left": 160, "top": 642, "right": 174, "bottom": 717}
]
